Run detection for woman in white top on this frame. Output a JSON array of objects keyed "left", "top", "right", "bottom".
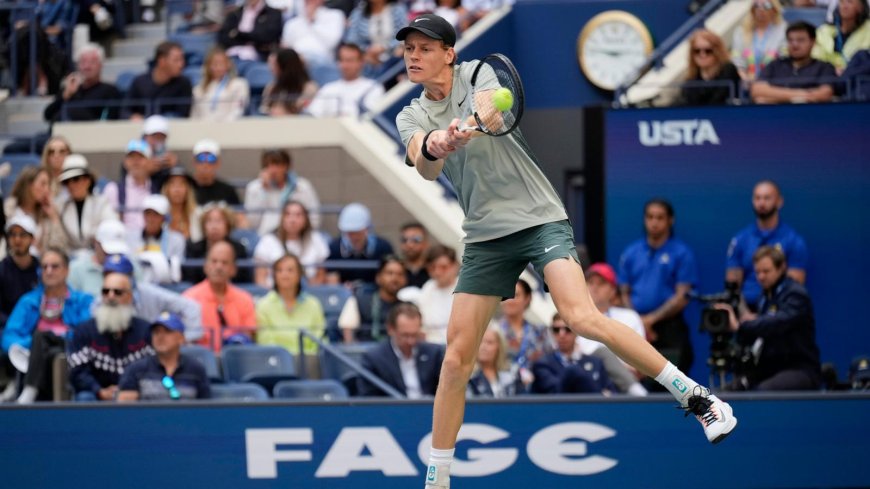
[
  {"left": 3, "top": 166, "right": 69, "bottom": 255},
  {"left": 162, "top": 168, "right": 203, "bottom": 243},
  {"left": 253, "top": 200, "right": 329, "bottom": 286},
  {"left": 191, "top": 47, "right": 251, "bottom": 122},
  {"left": 40, "top": 135, "right": 72, "bottom": 199},
  {"left": 466, "top": 326, "right": 522, "bottom": 398},
  {"left": 418, "top": 244, "right": 459, "bottom": 344},
  {"left": 54, "top": 154, "right": 118, "bottom": 255},
  {"left": 731, "top": 0, "right": 787, "bottom": 80}
]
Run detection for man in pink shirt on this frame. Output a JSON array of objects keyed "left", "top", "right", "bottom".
[{"left": 182, "top": 241, "right": 255, "bottom": 352}]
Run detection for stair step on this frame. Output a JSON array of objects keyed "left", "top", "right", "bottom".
[
  {"left": 124, "top": 23, "right": 169, "bottom": 41},
  {"left": 112, "top": 38, "right": 163, "bottom": 59}
]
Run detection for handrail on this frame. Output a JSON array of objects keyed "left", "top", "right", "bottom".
[
  {"left": 296, "top": 329, "right": 405, "bottom": 399},
  {"left": 613, "top": 0, "right": 729, "bottom": 106}
]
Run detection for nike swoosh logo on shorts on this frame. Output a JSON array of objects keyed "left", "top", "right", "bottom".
[{"left": 544, "top": 245, "right": 559, "bottom": 253}]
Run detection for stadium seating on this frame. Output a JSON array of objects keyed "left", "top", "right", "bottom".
[
  {"left": 115, "top": 71, "right": 139, "bottom": 95},
  {"left": 306, "top": 284, "right": 352, "bottom": 343},
  {"left": 183, "top": 65, "right": 203, "bottom": 87},
  {"left": 210, "top": 382, "right": 270, "bottom": 401},
  {"left": 0, "top": 153, "right": 41, "bottom": 195},
  {"left": 244, "top": 64, "right": 273, "bottom": 99},
  {"left": 181, "top": 344, "right": 222, "bottom": 383},
  {"left": 221, "top": 345, "right": 298, "bottom": 393},
  {"left": 273, "top": 379, "right": 349, "bottom": 400},
  {"left": 319, "top": 341, "right": 378, "bottom": 396},
  {"left": 230, "top": 228, "right": 261, "bottom": 257}
]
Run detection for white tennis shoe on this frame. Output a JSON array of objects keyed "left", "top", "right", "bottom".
[
  {"left": 424, "top": 464, "right": 450, "bottom": 488},
  {"left": 683, "top": 388, "right": 738, "bottom": 444}
]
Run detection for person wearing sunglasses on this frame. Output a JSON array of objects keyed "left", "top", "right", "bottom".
[
  {"left": 680, "top": 29, "right": 742, "bottom": 106},
  {"left": 68, "top": 271, "right": 153, "bottom": 402},
  {"left": 530, "top": 314, "right": 615, "bottom": 395},
  {"left": 399, "top": 222, "right": 431, "bottom": 288},
  {"left": 731, "top": 0, "right": 787, "bottom": 81},
  {"left": 189, "top": 139, "right": 242, "bottom": 208},
  {"left": 55, "top": 154, "right": 118, "bottom": 256},
  {"left": 2, "top": 249, "right": 93, "bottom": 403},
  {"left": 118, "top": 312, "right": 211, "bottom": 401}
]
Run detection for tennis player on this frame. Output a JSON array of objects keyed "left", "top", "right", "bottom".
[{"left": 395, "top": 14, "right": 738, "bottom": 489}]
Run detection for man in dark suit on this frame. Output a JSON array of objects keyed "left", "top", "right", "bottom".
[
  {"left": 358, "top": 303, "right": 444, "bottom": 398},
  {"left": 218, "top": 0, "right": 283, "bottom": 62},
  {"left": 531, "top": 315, "right": 614, "bottom": 395}
]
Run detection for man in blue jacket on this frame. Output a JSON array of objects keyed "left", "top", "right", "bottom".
[
  {"left": 1, "top": 248, "right": 93, "bottom": 403},
  {"left": 531, "top": 315, "right": 614, "bottom": 395},
  {"left": 717, "top": 246, "right": 821, "bottom": 391}
]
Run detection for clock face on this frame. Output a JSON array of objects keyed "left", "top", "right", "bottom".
[{"left": 578, "top": 11, "right": 653, "bottom": 91}]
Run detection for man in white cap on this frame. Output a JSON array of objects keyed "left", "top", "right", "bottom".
[
  {"left": 0, "top": 215, "right": 40, "bottom": 400},
  {"left": 55, "top": 154, "right": 119, "bottom": 254},
  {"left": 128, "top": 195, "right": 186, "bottom": 280},
  {"left": 69, "top": 219, "right": 140, "bottom": 297},
  {"left": 190, "top": 139, "right": 241, "bottom": 206},
  {"left": 102, "top": 139, "right": 155, "bottom": 232},
  {"left": 142, "top": 115, "right": 179, "bottom": 186},
  {"left": 326, "top": 202, "right": 394, "bottom": 284}
]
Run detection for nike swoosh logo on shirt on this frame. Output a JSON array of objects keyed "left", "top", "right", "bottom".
[
  {"left": 544, "top": 245, "right": 560, "bottom": 253},
  {"left": 458, "top": 94, "right": 468, "bottom": 107}
]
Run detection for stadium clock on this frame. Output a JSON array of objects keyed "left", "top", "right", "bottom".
[{"left": 577, "top": 10, "right": 654, "bottom": 91}]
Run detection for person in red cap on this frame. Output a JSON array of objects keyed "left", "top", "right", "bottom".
[{"left": 394, "top": 15, "right": 736, "bottom": 488}]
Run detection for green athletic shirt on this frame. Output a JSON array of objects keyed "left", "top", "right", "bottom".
[{"left": 396, "top": 61, "right": 568, "bottom": 243}]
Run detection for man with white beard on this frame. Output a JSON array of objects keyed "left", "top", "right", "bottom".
[{"left": 67, "top": 273, "right": 153, "bottom": 401}]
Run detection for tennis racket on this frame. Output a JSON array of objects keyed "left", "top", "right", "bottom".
[{"left": 457, "top": 53, "right": 525, "bottom": 136}]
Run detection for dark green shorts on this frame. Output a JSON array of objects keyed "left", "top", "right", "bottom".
[{"left": 455, "top": 220, "right": 579, "bottom": 299}]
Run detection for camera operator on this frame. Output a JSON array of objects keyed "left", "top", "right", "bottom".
[{"left": 715, "top": 246, "right": 821, "bottom": 391}]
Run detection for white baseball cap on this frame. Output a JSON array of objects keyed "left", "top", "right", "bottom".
[
  {"left": 95, "top": 220, "right": 130, "bottom": 255},
  {"left": 5, "top": 214, "right": 37, "bottom": 236},
  {"left": 142, "top": 115, "right": 169, "bottom": 136},
  {"left": 143, "top": 194, "right": 170, "bottom": 216},
  {"left": 192, "top": 139, "right": 220, "bottom": 157},
  {"left": 337, "top": 202, "right": 371, "bottom": 233}
]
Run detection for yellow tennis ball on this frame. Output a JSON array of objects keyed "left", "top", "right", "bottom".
[{"left": 491, "top": 88, "right": 514, "bottom": 112}]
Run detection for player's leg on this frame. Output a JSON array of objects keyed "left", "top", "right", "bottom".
[
  {"left": 543, "top": 257, "right": 737, "bottom": 443},
  {"left": 426, "top": 292, "right": 500, "bottom": 488}
]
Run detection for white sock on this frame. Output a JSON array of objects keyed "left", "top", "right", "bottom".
[
  {"left": 428, "top": 447, "right": 454, "bottom": 467},
  {"left": 654, "top": 362, "right": 701, "bottom": 406},
  {"left": 16, "top": 385, "right": 37, "bottom": 404},
  {"left": 0, "top": 381, "right": 16, "bottom": 402}
]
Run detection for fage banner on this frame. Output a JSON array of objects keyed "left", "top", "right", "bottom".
[{"left": 1, "top": 395, "right": 868, "bottom": 488}]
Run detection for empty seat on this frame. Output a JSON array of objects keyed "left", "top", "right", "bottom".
[
  {"left": 273, "top": 379, "right": 349, "bottom": 400},
  {"left": 245, "top": 64, "right": 273, "bottom": 98},
  {"left": 210, "top": 382, "right": 269, "bottom": 401},
  {"left": 115, "top": 70, "right": 139, "bottom": 95},
  {"left": 221, "top": 345, "right": 297, "bottom": 393},
  {"left": 306, "top": 285, "right": 351, "bottom": 342},
  {"left": 318, "top": 342, "right": 378, "bottom": 396},
  {"left": 230, "top": 228, "right": 260, "bottom": 257},
  {"left": 181, "top": 345, "right": 221, "bottom": 382}
]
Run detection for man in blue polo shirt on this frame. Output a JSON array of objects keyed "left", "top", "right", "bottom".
[
  {"left": 618, "top": 199, "right": 698, "bottom": 375},
  {"left": 118, "top": 312, "right": 210, "bottom": 401},
  {"left": 725, "top": 180, "right": 808, "bottom": 310}
]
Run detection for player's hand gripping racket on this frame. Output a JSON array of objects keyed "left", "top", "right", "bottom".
[{"left": 457, "top": 53, "right": 525, "bottom": 136}]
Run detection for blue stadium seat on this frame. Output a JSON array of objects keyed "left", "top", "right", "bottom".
[
  {"left": 0, "top": 153, "right": 41, "bottom": 195},
  {"left": 159, "top": 281, "right": 195, "bottom": 294},
  {"left": 318, "top": 342, "right": 378, "bottom": 396},
  {"left": 782, "top": 7, "right": 828, "bottom": 28},
  {"left": 230, "top": 228, "right": 260, "bottom": 257},
  {"left": 181, "top": 345, "right": 222, "bottom": 383},
  {"left": 306, "top": 285, "right": 352, "bottom": 342},
  {"left": 234, "top": 59, "right": 260, "bottom": 77},
  {"left": 221, "top": 345, "right": 297, "bottom": 393},
  {"left": 236, "top": 282, "right": 270, "bottom": 299},
  {"left": 169, "top": 32, "right": 217, "bottom": 66},
  {"left": 115, "top": 71, "right": 138, "bottom": 95},
  {"left": 245, "top": 64, "right": 273, "bottom": 98},
  {"left": 183, "top": 65, "right": 203, "bottom": 87},
  {"left": 210, "top": 382, "right": 269, "bottom": 401},
  {"left": 273, "top": 379, "right": 349, "bottom": 400}
]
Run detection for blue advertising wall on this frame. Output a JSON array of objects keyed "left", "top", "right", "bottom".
[
  {"left": 604, "top": 103, "right": 870, "bottom": 379},
  {"left": 1, "top": 395, "right": 868, "bottom": 488}
]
